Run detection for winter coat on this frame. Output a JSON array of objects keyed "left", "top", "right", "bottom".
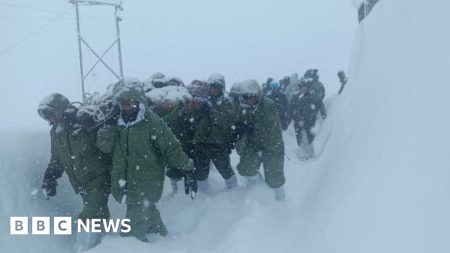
[
  {"left": 236, "top": 97, "right": 285, "bottom": 188},
  {"left": 266, "top": 91, "right": 291, "bottom": 130},
  {"left": 240, "top": 97, "right": 284, "bottom": 155},
  {"left": 310, "top": 81, "right": 326, "bottom": 101},
  {"left": 46, "top": 122, "right": 111, "bottom": 194},
  {"left": 155, "top": 103, "right": 195, "bottom": 153},
  {"left": 194, "top": 95, "right": 239, "bottom": 146},
  {"left": 290, "top": 91, "right": 327, "bottom": 129},
  {"left": 111, "top": 108, "right": 193, "bottom": 204}
]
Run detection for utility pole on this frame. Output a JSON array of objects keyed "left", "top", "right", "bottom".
[{"left": 69, "top": 0, "right": 124, "bottom": 102}]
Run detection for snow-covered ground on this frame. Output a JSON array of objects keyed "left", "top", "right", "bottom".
[{"left": 1, "top": 0, "right": 450, "bottom": 252}]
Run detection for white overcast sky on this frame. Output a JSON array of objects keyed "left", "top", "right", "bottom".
[{"left": 0, "top": 0, "right": 357, "bottom": 129}]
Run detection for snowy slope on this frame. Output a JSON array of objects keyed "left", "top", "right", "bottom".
[
  {"left": 297, "top": 0, "right": 450, "bottom": 252},
  {"left": 1, "top": 0, "right": 450, "bottom": 252}
]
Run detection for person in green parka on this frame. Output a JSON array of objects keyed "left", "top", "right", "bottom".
[
  {"left": 110, "top": 79, "right": 197, "bottom": 242},
  {"left": 290, "top": 78, "right": 327, "bottom": 160},
  {"left": 234, "top": 80, "right": 286, "bottom": 200},
  {"left": 146, "top": 85, "right": 196, "bottom": 195},
  {"left": 38, "top": 93, "right": 111, "bottom": 251},
  {"left": 191, "top": 73, "right": 238, "bottom": 192}
]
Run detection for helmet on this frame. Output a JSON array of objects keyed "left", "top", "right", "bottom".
[
  {"left": 112, "top": 78, "right": 146, "bottom": 103},
  {"left": 37, "top": 93, "right": 70, "bottom": 121},
  {"left": 143, "top": 73, "right": 166, "bottom": 92},
  {"left": 165, "top": 77, "right": 184, "bottom": 87},
  {"left": 150, "top": 72, "right": 166, "bottom": 80},
  {"left": 239, "top": 79, "right": 262, "bottom": 97},
  {"left": 304, "top": 69, "right": 319, "bottom": 81},
  {"left": 207, "top": 73, "right": 226, "bottom": 89},
  {"left": 270, "top": 81, "right": 281, "bottom": 90},
  {"left": 230, "top": 82, "right": 243, "bottom": 96},
  {"left": 238, "top": 80, "right": 262, "bottom": 108}
]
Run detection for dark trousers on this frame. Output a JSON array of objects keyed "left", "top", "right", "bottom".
[
  {"left": 295, "top": 126, "right": 315, "bottom": 146},
  {"left": 192, "top": 144, "right": 235, "bottom": 181}
]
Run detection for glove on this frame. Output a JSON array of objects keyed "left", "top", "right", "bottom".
[
  {"left": 183, "top": 170, "right": 198, "bottom": 199},
  {"left": 226, "top": 142, "right": 235, "bottom": 154},
  {"left": 42, "top": 179, "right": 57, "bottom": 199},
  {"left": 111, "top": 179, "right": 127, "bottom": 204}
]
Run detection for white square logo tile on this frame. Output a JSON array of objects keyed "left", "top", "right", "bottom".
[
  {"left": 32, "top": 217, "right": 50, "bottom": 235},
  {"left": 10, "top": 217, "right": 28, "bottom": 235}
]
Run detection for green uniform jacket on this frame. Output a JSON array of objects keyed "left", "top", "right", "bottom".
[
  {"left": 158, "top": 103, "right": 195, "bottom": 153},
  {"left": 111, "top": 110, "right": 193, "bottom": 204},
  {"left": 237, "top": 97, "right": 286, "bottom": 188},
  {"left": 47, "top": 124, "right": 111, "bottom": 193},
  {"left": 290, "top": 92, "right": 326, "bottom": 129},
  {"left": 194, "top": 95, "right": 239, "bottom": 145},
  {"left": 242, "top": 97, "right": 285, "bottom": 154}
]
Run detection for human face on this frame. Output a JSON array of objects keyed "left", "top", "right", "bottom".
[
  {"left": 120, "top": 99, "right": 139, "bottom": 114},
  {"left": 243, "top": 94, "right": 258, "bottom": 107},
  {"left": 38, "top": 108, "right": 62, "bottom": 125},
  {"left": 208, "top": 84, "right": 223, "bottom": 98},
  {"left": 299, "top": 85, "right": 308, "bottom": 94}
]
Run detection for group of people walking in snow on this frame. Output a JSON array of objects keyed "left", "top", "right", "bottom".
[{"left": 37, "top": 69, "right": 337, "bottom": 251}]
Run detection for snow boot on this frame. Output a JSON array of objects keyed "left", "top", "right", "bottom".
[
  {"left": 273, "top": 186, "right": 286, "bottom": 201},
  {"left": 170, "top": 179, "right": 179, "bottom": 195},
  {"left": 225, "top": 175, "right": 238, "bottom": 189},
  {"left": 244, "top": 172, "right": 263, "bottom": 187}
]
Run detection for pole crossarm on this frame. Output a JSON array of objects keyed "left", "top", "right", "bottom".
[
  {"left": 70, "top": 0, "right": 122, "bottom": 8},
  {"left": 80, "top": 36, "right": 121, "bottom": 80}
]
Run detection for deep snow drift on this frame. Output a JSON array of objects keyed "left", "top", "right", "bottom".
[{"left": 1, "top": 0, "right": 450, "bottom": 252}]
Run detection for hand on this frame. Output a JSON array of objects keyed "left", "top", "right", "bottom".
[
  {"left": 183, "top": 171, "right": 198, "bottom": 199},
  {"left": 42, "top": 179, "right": 57, "bottom": 199},
  {"left": 226, "top": 142, "right": 235, "bottom": 154},
  {"left": 111, "top": 179, "right": 127, "bottom": 203}
]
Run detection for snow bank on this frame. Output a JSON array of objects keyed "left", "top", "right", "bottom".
[{"left": 298, "top": 0, "right": 450, "bottom": 252}]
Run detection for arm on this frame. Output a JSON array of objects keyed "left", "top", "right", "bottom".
[
  {"left": 261, "top": 100, "right": 284, "bottom": 152},
  {"left": 149, "top": 112, "right": 197, "bottom": 197},
  {"left": 111, "top": 130, "right": 127, "bottom": 203},
  {"left": 318, "top": 99, "right": 327, "bottom": 119},
  {"left": 280, "top": 95, "right": 291, "bottom": 130},
  {"left": 149, "top": 112, "right": 194, "bottom": 172},
  {"left": 191, "top": 102, "right": 211, "bottom": 145},
  {"left": 42, "top": 131, "right": 64, "bottom": 198}
]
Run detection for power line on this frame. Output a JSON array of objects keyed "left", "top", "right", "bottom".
[
  {"left": 0, "top": 1, "right": 109, "bottom": 19},
  {"left": 0, "top": 6, "right": 75, "bottom": 58},
  {"left": 0, "top": 17, "right": 74, "bottom": 20},
  {"left": 0, "top": 1, "right": 72, "bottom": 15}
]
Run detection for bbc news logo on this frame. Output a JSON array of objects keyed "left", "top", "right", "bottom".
[{"left": 10, "top": 217, "right": 131, "bottom": 235}]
